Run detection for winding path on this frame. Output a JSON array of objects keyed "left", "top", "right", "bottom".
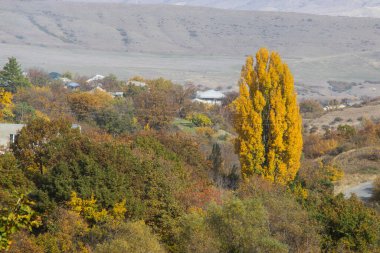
[{"left": 343, "top": 181, "right": 374, "bottom": 200}]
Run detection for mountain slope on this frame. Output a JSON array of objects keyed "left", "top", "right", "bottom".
[
  {"left": 65, "top": 0, "right": 380, "bottom": 18},
  {"left": 2, "top": 1, "right": 380, "bottom": 57},
  {"left": 1, "top": 0, "right": 380, "bottom": 98}
]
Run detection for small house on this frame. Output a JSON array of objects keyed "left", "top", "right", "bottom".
[
  {"left": 49, "top": 72, "right": 62, "bottom": 80},
  {"left": 87, "top": 75, "right": 105, "bottom": 83},
  {"left": 66, "top": 82, "right": 80, "bottom": 90},
  {"left": 193, "top": 89, "right": 226, "bottom": 105},
  {"left": 127, "top": 80, "right": 147, "bottom": 87},
  {"left": 109, "top": 91, "right": 124, "bottom": 98},
  {"left": 60, "top": 77, "right": 72, "bottom": 84},
  {"left": 0, "top": 123, "right": 25, "bottom": 150}
]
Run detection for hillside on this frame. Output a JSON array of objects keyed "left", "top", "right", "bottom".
[
  {"left": 65, "top": 0, "right": 380, "bottom": 18},
  {"left": 3, "top": 1, "right": 380, "bottom": 56},
  {"left": 1, "top": 0, "right": 380, "bottom": 98}
]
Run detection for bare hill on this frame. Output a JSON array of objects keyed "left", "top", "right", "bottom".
[
  {"left": 2, "top": 1, "right": 380, "bottom": 56},
  {"left": 65, "top": 0, "right": 380, "bottom": 18},
  {"left": 1, "top": 0, "right": 380, "bottom": 98}
]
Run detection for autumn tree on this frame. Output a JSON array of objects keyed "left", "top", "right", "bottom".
[
  {"left": 0, "top": 88, "right": 13, "bottom": 121},
  {"left": 67, "top": 89, "right": 113, "bottom": 121},
  {"left": 299, "top": 99, "right": 324, "bottom": 118},
  {"left": 133, "top": 78, "right": 192, "bottom": 130},
  {"left": 13, "top": 85, "right": 69, "bottom": 121},
  {"left": 0, "top": 195, "right": 41, "bottom": 251},
  {"left": 316, "top": 194, "right": 380, "bottom": 252},
  {"left": 26, "top": 68, "right": 51, "bottom": 87},
  {"left": 0, "top": 57, "right": 30, "bottom": 93},
  {"left": 231, "top": 48, "right": 302, "bottom": 184},
  {"left": 11, "top": 118, "right": 75, "bottom": 175}
]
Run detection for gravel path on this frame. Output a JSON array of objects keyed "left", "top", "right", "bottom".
[{"left": 343, "top": 181, "right": 374, "bottom": 200}]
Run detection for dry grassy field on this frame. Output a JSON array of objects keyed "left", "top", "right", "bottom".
[{"left": 304, "top": 101, "right": 380, "bottom": 133}]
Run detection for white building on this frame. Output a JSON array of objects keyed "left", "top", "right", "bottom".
[
  {"left": 109, "top": 91, "right": 124, "bottom": 98},
  {"left": 86, "top": 74, "right": 105, "bottom": 83},
  {"left": 193, "top": 90, "right": 226, "bottom": 105},
  {"left": 323, "top": 104, "right": 347, "bottom": 111},
  {"left": 127, "top": 80, "right": 147, "bottom": 87},
  {"left": 0, "top": 123, "right": 25, "bottom": 150}
]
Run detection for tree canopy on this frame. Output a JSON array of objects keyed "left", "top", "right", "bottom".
[
  {"left": 231, "top": 48, "right": 302, "bottom": 184},
  {"left": 0, "top": 57, "right": 30, "bottom": 93}
]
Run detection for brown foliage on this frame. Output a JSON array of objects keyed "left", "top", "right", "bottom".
[
  {"left": 67, "top": 90, "right": 113, "bottom": 120},
  {"left": 237, "top": 178, "right": 321, "bottom": 253},
  {"left": 133, "top": 78, "right": 193, "bottom": 129},
  {"left": 14, "top": 85, "right": 70, "bottom": 119},
  {"left": 303, "top": 134, "right": 338, "bottom": 158},
  {"left": 8, "top": 231, "right": 43, "bottom": 253},
  {"left": 299, "top": 99, "right": 324, "bottom": 119},
  {"left": 27, "top": 68, "right": 50, "bottom": 87}
]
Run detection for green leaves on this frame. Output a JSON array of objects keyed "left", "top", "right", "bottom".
[
  {"left": 0, "top": 195, "right": 41, "bottom": 250},
  {"left": 314, "top": 194, "right": 380, "bottom": 252},
  {"left": 0, "top": 57, "right": 31, "bottom": 93}
]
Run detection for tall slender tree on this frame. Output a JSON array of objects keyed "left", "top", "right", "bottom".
[{"left": 231, "top": 48, "right": 302, "bottom": 185}]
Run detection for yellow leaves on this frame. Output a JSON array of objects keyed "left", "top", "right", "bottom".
[
  {"left": 231, "top": 48, "right": 302, "bottom": 185},
  {"left": 0, "top": 88, "right": 14, "bottom": 120},
  {"left": 68, "top": 192, "right": 86, "bottom": 213},
  {"left": 324, "top": 164, "right": 344, "bottom": 182},
  {"left": 291, "top": 182, "right": 309, "bottom": 200},
  {"left": 68, "top": 192, "right": 127, "bottom": 223},
  {"left": 67, "top": 90, "right": 113, "bottom": 120},
  {"left": 144, "top": 123, "right": 151, "bottom": 131},
  {"left": 34, "top": 110, "right": 50, "bottom": 122},
  {"left": 112, "top": 199, "right": 127, "bottom": 220},
  {"left": 68, "top": 192, "right": 108, "bottom": 222}
]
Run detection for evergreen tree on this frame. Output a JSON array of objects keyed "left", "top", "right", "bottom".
[
  {"left": 0, "top": 57, "right": 30, "bottom": 93},
  {"left": 231, "top": 48, "right": 302, "bottom": 185},
  {"left": 208, "top": 143, "right": 223, "bottom": 180}
]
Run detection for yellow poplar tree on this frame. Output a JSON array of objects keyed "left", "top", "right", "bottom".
[{"left": 231, "top": 48, "right": 302, "bottom": 185}]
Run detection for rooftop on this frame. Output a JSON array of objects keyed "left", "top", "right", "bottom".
[{"left": 196, "top": 90, "right": 225, "bottom": 100}]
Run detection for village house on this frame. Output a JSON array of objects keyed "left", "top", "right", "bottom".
[
  {"left": 66, "top": 82, "right": 80, "bottom": 90},
  {"left": 323, "top": 104, "right": 347, "bottom": 111},
  {"left": 0, "top": 123, "right": 25, "bottom": 152},
  {"left": 192, "top": 89, "right": 226, "bottom": 105},
  {"left": 86, "top": 74, "right": 105, "bottom": 83},
  {"left": 109, "top": 91, "right": 124, "bottom": 98},
  {"left": 127, "top": 80, "right": 147, "bottom": 87},
  {"left": 0, "top": 123, "right": 82, "bottom": 153},
  {"left": 49, "top": 72, "right": 61, "bottom": 80}
]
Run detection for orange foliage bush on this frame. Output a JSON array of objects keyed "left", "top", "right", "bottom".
[{"left": 303, "top": 134, "right": 338, "bottom": 158}]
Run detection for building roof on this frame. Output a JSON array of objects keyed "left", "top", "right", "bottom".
[
  {"left": 49, "top": 72, "right": 61, "bottom": 80},
  {"left": 87, "top": 75, "right": 105, "bottom": 83},
  {"left": 196, "top": 90, "right": 225, "bottom": 100},
  {"left": 109, "top": 91, "right": 124, "bottom": 97},
  {"left": 128, "top": 80, "right": 147, "bottom": 87},
  {"left": 60, "top": 77, "right": 72, "bottom": 84},
  {"left": 67, "top": 82, "right": 80, "bottom": 88}
]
